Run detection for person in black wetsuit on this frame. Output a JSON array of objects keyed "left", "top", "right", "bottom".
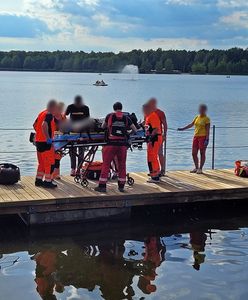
[{"left": 65, "top": 95, "right": 90, "bottom": 176}]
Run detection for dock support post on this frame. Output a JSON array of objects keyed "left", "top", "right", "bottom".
[
  {"left": 212, "top": 125, "right": 216, "bottom": 170},
  {"left": 164, "top": 138, "right": 167, "bottom": 173}
]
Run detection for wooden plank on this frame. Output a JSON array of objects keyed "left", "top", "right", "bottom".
[
  {"left": 1, "top": 170, "right": 248, "bottom": 216},
  {"left": 25, "top": 176, "right": 55, "bottom": 199}
]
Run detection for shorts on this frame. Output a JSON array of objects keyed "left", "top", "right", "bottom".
[{"left": 193, "top": 136, "right": 206, "bottom": 152}]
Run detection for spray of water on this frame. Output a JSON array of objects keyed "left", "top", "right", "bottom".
[{"left": 121, "top": 65, "right": 139, "bottom": 74}]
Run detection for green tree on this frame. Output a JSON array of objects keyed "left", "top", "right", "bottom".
[
  {"left": 191, "top": 62, "right": 206, "bottom": 74},
  {"left": 215, "top": 60, "right": 227, "bottom": 74},
  {"left": 73, "top": 56, "right": 82, "bottom": 71},
  {"left": 140, "top": 59, "right": 152, "bottom": 73},
  {"left": 164, "top": 58, "right": 174, "bottom": 73},
  {"left": 1, "top": 56, "right": 12, "bottom": 68},
  {"left": 62, "top": 58, "right": 73, "bottom": 71},
  {"left": 23, "top": 56, "right": 34, "bottom": 69},
  {"left": 12, "top": 55, "right": 22, "bottom": 69},
  {"left": 207, "top": 60, "right": 216, "bottom": 73},
  {"left": 155, "top": 60, "right": 164, "bottom": 72}
]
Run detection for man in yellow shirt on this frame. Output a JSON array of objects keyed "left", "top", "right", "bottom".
[{"left": 178, "top": 104, "right": 210, "bottom": 174}]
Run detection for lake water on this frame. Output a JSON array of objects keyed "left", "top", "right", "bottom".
[
  {"left": 1, "top": 206, "right": 248, "bottom": 300},
  {"left": 0, "top": 71, "right": 248, "bottom": 174},
  {"left": 1, "top": 72, "right": 248, "bottom": 300}
]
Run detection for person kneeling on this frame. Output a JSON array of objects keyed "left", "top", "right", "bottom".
[{"left": 95, "top": 102, "right": 137, "bottom": 193}]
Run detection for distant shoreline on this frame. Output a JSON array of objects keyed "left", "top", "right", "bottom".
[
  {"left": 0, "top": 69, "right": 247, "bottom": 76},
  {"left": 0, "top": 48, "right": 247, "bottom": 75}
]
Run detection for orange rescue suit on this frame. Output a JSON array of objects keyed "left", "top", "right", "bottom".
[
  {"left": 34, "top": 110, "right": 56, "bottom": 142},
  {"left": 145, "top": 112, "right": 162, "bottom": 177},
  {"left": 34, "top": 110, "right": 56, "bottom": 176}
]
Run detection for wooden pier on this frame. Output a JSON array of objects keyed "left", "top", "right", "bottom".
[{"left": 0, "top": 169, "right": 248, "bottom": 225}]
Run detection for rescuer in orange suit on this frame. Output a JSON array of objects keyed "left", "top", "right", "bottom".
[
  {"left": 33, "top": 100, "right": 58, "bottom": 188},
  {"left": 147, "top": 98, "right": 168, "bottom": 176},
  {"left": 143, "top": 104, "right": 163, "bottom": 183}
]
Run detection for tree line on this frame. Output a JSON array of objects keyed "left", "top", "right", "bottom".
[{"left": 0, "top": 48, "right": 248, "bottom": 75}]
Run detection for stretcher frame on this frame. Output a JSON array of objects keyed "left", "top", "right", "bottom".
[{"left": 56, "top": 134, "right": 146, "bottom": 188}]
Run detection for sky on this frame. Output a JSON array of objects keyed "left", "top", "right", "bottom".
[{"left": 0, "top": 0, "right": 247, "bottom": 52}]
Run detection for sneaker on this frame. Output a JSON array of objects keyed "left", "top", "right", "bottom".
[
  {"left": 70, "top": 169, "right": 76, "bottom": 177},
  {"left": 118, "top": 187, "right": 125, "bottom": 193},
  {"left": 147, "top": 177, "right": 161, "bottom": 183},
  {"left": 35, "top": 178, "right": 43, "bottom": 187},
  {"left": 94, "top": 186, "right": 107, "bottom": 193},
  {"left": 43, "top": 181, "right": 58, "bottom": 188},
  {"left": 190, "top": 169, "right": 198, "bottom": 173},
  {"left": 196, "top": 169, "right": 203, "bottom": 174}
]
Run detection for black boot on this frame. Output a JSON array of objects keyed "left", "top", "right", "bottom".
[
  {"left": 94, "top": 184, "right": 107, "bottom": 193},
  {"left": 118, "top": 182, "right": 125, "bottom": 193},
  {"left": 43, "top": 181, "right": 58, "bottom": 188},
  {"left": 35, "top": 178, "right": 43, "bottom": 187}
]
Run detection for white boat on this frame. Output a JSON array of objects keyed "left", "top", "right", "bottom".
[{"left": 93, "top": 81, "right": 108, "bottom": 86}]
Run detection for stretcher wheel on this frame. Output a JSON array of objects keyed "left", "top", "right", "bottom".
[
  {"left": 81, "top": 178, "right": 89, "bottom": 188},
  {"left": 74, "top": 176, "right": 81, "bottom": 184},
  {"left": 127, "top": 176, "right": 135, "bottom": 186}
]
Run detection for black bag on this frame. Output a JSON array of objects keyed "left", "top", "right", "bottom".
[
  {"left": 29, "top": 132, "right": 36, "bottom": 143},
  {"left": 87, "top": 170, "right": 101, "bottom": 180},
  {"left": 0, "top": 163, "right": 20, "bottom": 185}
]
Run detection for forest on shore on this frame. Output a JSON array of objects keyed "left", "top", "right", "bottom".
[{"left": 0, "top": 47, "right": 248, "bottom": 75}]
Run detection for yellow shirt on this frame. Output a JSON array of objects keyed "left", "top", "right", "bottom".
[{"left": 193, "top": 115, "right": 210, "bottom": 137}]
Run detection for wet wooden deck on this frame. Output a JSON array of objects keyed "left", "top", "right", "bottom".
[{"left": 0, "top": 169, "right": 248, "bottom": 216}]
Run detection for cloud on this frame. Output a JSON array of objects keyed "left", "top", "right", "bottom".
[
  {"left": 217, "top": 0, "right": 248, "bottom": 8},
  {"left": 220, "top": 11, "right": 248, "bottom": 29},
  {"left": 0, "top": 0, "right": 247, "bottom": 50},
  {"left": 0, "top": 13, "right": 51, "bottom": 38}
]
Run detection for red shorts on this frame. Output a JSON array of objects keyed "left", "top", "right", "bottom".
[{"left": 193, "top": 136, "right": 206, "bottom": 152}]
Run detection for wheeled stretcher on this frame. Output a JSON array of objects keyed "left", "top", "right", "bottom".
[{"left": 53, "top": 130, "right": 146, "bottom": 187}]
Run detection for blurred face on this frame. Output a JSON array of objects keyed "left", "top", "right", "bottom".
[
  {"left": 48, "top": 103, "right": 57, "bottom": 115},
  {"left": 199, "top": 105, "right": 207, "bottom": 115},
  {"left": 143, "top": 105, "right": 151, "bottom": 116},
  {"left": 148, "top": 98, "right": 157, "bottom": 111},
  {"left": 75, "top": 97, "right": 83, "bottom": 106},
  {"left": 58, "top": 103, "right": 64, "bottom": 113}
]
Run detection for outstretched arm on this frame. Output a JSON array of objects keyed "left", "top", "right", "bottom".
[{"left": 178, "top": 121, "right": 194, "bottom": 131}]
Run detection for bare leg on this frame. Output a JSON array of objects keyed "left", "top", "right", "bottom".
[
  {"left": 200, "top": 148, "right": 206, "bottom": 169},
  {"left": 192, "top": 150, "right": 199, "bottom": 169}
]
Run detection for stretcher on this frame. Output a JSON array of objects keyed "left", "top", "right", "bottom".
[{"left": 53, "top": 130, "right": 146, "bottom": 187}]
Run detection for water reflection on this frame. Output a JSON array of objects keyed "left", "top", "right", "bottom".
[
  {"left": 1, "top": 210, "right": 248, "bottom": 300},
  {"left": 30, "top": 237, "right": 167, "bottom": 300},
  {"left": 189, "top": 232, "right": 207, "bottom": 271}
]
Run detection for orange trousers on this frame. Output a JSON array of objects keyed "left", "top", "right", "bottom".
[
  {"left": 147, "top": 137, "right": 162, "bottom": 177},
  {"left": 37, "top": 148, "right": 55, "bottom": 178}
]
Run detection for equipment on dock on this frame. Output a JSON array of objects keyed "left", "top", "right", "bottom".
[
  {"left": 31, "top": 115, "right": 146, "bottom": 187},
  {"left": 235, "top": 160, "right": 248, "bottom": 177},
  {"left": 0, "top": 163, "right": 20, "bottom": 185},
  {"left": 54, "top": 129, "right": 146, "bottom": 187}
]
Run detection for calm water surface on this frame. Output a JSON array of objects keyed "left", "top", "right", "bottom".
[
  {"left": 1, "top": 72, "right": 248, "bottom": 300},
  {"left": 1, "top": 209, "right": 248, "bottom": 300},
  {"left": 0, "top": 71, "right": 248, "bottom": 174}
]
